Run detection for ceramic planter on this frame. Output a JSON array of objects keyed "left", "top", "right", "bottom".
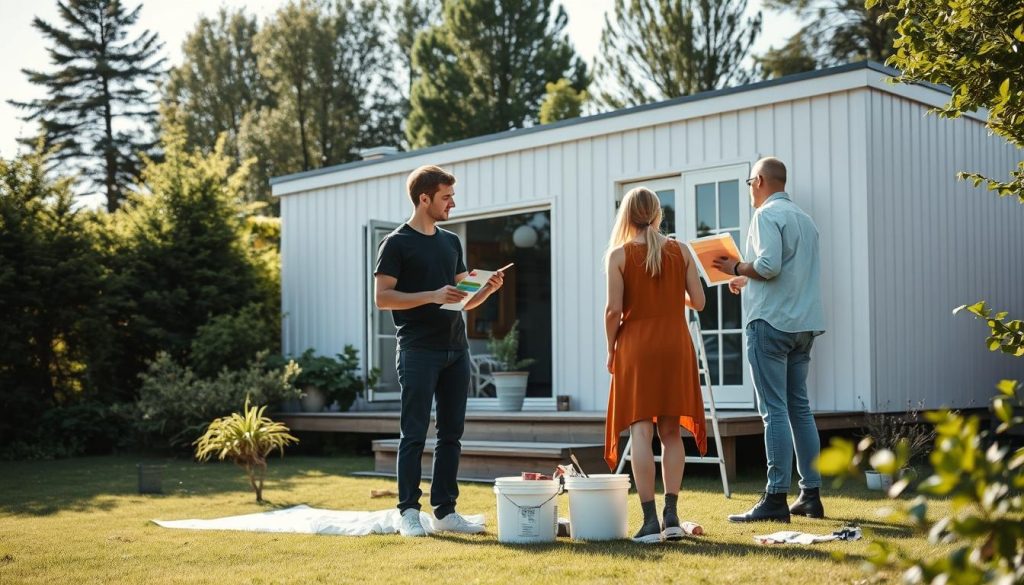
[{"left": 492, "top": 372, "right": 529, "bottom": 411}]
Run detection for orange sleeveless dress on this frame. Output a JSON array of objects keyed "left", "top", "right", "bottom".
[{"left": 604, "top": 241, "right": 708, "bottom": 471}]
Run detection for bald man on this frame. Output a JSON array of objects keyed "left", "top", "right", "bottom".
[{"left": 713, "top": 157, "right": 826, "bottom": 523}]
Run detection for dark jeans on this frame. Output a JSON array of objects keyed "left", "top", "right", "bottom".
[
  {"left": 396, "top": 348, "right": 470, "bottom": 518},
  {"left": 746, "top": 319, "right": 822, "bottom": 494}
]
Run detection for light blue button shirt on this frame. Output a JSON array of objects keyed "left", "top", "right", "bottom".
[{"left": 743, "top": 192, "right": 826, "bottom": 334}]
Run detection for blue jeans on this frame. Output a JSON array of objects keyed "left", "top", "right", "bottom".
[
  {"left": 746, "top": 319, "right": 822, "bottom": 494},
  {"left": 396, "top": 348, "right": 470, "bottom": 518}
]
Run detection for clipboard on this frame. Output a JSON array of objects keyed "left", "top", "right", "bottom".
[{"left": 686, "top": 233, "right": 743, "bottom": 286}]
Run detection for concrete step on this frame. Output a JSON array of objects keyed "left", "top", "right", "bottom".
[{"left": 372, "top": 439, "right": 606, "bottom": 481}]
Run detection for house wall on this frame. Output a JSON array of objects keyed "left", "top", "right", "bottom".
[
  {"left": 865, "top": 90, "right": 1024, "bottom": 411},
  {"left": 280, "top": 86, "right": 880, "bottom": 412}
]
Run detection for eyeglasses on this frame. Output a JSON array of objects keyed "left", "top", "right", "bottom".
[{"left": 745, "top": 176, "right": 758, "bottom": 186}]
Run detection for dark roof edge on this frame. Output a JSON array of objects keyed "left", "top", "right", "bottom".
[{"left": 270, "top": 61, "right": 927, "bottom": 187}]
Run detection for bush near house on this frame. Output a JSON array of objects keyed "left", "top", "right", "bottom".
[{"left": 0, "top": 126, "right": 283, "bottom": 459}]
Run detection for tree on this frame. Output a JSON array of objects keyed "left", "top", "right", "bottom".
[
  {"left": 753, "top": 30, "right": 818, "bottom": 79},
  {"left": 162, "top": 8, "right": 270, "bottom": 167},
  {"left": 88, "top": 122, "right": 278, "bottom": 402},
  {"left": 0, "top": 148, "right": 105, "bottom": 450},
  {"left": 756, "top": 0, "right": 896, "bottom": 79},
  {"left": 240, "top": 0, "right": 402, "bottom": 201},
  {"left": 393, "top": 0, "right": 438, "bottom": 112},
  {"left": 8, "top": 0, "right": 166, "bottom": 212},
  {"left": 594, "top": 0, "right": 761, "bottom": 109},
  {"left": 540, "top": 78, "right": 588, "bottom": 124},
  {"left": 876, "top": 0, "right": 1024, "bottom": 201},
  {"left": 406, "top": 0, "right": 588, "bottom": 148}
]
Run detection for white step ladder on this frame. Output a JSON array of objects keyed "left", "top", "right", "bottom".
[{"left": 614, "top": 312, "right": 732, "bottom": 498}]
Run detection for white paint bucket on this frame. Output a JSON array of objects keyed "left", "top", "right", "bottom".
[
  {"left": 564, "top": 474, "right": 632, "bottom": 541},
  {"left": 493, "top": 477, "right": 561, "bottom": 544}
]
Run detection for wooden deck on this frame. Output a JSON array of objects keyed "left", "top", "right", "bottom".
[{"left": 275, "top": 410, "right": 865, "bottom": 481}]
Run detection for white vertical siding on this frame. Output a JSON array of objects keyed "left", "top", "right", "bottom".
[
  {"left": 277, "top": 77, "right": 1019, "bottom": 414},
  {"left": 867, "top": 91, "right": 1024, "bottom": 411}
]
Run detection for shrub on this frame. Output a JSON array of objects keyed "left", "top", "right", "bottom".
[
  {"left": 0, "top": 400, "right": 134, "bottom": 460},
  {"left": 860, "top": 401, "right": 936, "bottom": 467},
  {"left": 189, "top": 303, "right": 280, "bottom": 378},
  {"left": 194, "top": 397, "right": 298, "bottom": 502},
  {"left": 266, "top": 345, "right": 376, "bottom": 412},
  {"left": 88, "top": 123, "right": 280, "bottom": 403},
  {"left": 136, "top": 351, "right": 300, "bottom": 448},
  {"left": 0, "top": 148, "right": 106, "bottom": 451}
]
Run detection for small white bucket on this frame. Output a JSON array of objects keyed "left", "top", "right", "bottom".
[
  {"left": 564, "top": 474, "right": 632, "bottom": 541},
  {"left": 493, "top": 477, "right": 561, "bottom": 544}
]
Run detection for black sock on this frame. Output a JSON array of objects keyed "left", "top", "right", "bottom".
[
  {"left": 640, "top": 499, "right": 658, "bottom": 525},
  {"left": 663, "top": 493, "right": 679, "bottom": 527}
]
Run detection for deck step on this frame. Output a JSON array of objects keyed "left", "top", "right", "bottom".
[{"left": 372, "top": 439, "right": 606, "bottom": 481}]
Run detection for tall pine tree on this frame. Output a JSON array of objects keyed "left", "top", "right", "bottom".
[
  {"left": 406, "top": 0, "right": 588, "bottom": 148},
  {"left": 9, "top": 0, "right": 166, "bottom": 212},
  {"left": 162, "top": 8, "right": 270, "bottom": 167},
  {"left": 594, "top": 0, "right": 761, "bottom": 109}
]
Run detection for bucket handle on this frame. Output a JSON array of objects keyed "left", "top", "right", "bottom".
[{"left": 499, "top": 483, "right": 563, "bottom": 511}]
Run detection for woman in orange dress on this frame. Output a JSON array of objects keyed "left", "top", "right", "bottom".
[{"left": 604, "top": 186, "right": 707, "bottom": 544}]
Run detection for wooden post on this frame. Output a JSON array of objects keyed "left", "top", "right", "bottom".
[{"left": 721, "top": 436, "right": 737, "bottom": 481}]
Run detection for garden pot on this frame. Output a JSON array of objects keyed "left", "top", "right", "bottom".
[
  {"left": 492, "top": 372, "right": 529, "bottom": 411},
  {"left": 865, "top": 470, "right": 895, "bottom": 491},
  {"left": 300, "top": 385, "right": 327, "bottom": 412},
  {"left": 865, "top": 470, "right": 882, "bottom": 490},
  {"left": 279, "top": 398, "right": 302, "bottom": 413},
  {"left": 137, "top": 463, "right": 165, "bottom": 494}
]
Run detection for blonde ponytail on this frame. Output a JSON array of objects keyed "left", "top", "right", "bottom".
[
  {"left": 604, "top": 187, "right": 665, "bottom": 276},
  {"left": 642, "top": 220, "right": 664, "bottom": 277}
]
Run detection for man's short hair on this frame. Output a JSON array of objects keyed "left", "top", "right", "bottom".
[
  {"left": 756, "top": 157, "right": 787, "bottom": 185},
  {"left": 407, "top": 165, "right": 456, "bottom": 205}
]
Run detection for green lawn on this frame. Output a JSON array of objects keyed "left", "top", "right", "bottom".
[{"left": 0, "top": 455, "right": 948, "bottom": 584}]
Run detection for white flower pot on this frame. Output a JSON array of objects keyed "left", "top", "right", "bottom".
[
  {"left": 300, "top": 385, "right": 327, "bottom": 412},
  {"left": 865, "top": 470, "right": 894, "bottom": 491},
  {"left": 865, "top": 470, "right": 882, "bottom": 490},
  {"left": 492, "top": 372, "right": 529, "bottom": 411}
]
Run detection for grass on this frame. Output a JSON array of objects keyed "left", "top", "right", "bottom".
[{"left": 0, "top": 455, "right": 950, "bottom": 584}]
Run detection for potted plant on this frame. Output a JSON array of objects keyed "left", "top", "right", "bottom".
[
  {"left": 861, "top": 402, "right": 935, "bottom": 490},
  {"left": 487, "top": 321, "right": 536, "bottom": 411},
  {"left": 274, "top": 346, "right": 376, "bottom": 413}
]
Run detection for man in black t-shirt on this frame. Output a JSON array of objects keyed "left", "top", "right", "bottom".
[{"left": 374, "top": 165, "right": 504, "bottom": 537}]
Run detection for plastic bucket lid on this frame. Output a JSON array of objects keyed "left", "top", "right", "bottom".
[
  {"left": 493, "top": 476, "right": 560, "bottom": 495},
  {"left": 564, "top": 474, "right": 631, "bottom": 491}
]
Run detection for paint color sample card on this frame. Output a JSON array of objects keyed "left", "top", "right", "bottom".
[
  {"left": 440, "top": 270, "right": 495, "bottom": 311},
  {"left": 687, "top": 233, "right": 743, "bottom": 286}
]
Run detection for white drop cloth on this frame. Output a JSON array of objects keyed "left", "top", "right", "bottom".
[{"left": 153, "top": 504, "right": 485, "bottom": 536}]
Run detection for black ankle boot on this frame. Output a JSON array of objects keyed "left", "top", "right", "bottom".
[
  {"left": 727, "top": 492, "right": 791, "bottom": 523},
  {"left": 789, "top": 488, "right": 825, "bottom": 519}
]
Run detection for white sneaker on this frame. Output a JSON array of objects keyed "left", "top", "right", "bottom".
[
  {"left": 433, "top": 512, "right": 485, "bottom": 534},
  {"left": 399, "top": 508, "right": 426, "bottom": 537}
]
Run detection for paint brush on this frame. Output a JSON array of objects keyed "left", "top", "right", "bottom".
[
  {"left": 497, "top": 262, "right": 514, "bottom": 273},
  {"left": 569, "top": 452, "right": 588, "bottom": 478}
]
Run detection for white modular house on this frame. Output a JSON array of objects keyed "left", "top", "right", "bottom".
[{"left": 271, "top": 61, "right": 1023, "bottom": 415}]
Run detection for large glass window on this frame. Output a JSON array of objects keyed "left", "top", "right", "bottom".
[{"left": 462, "top": 211, "right": 553, "bottom": 398}]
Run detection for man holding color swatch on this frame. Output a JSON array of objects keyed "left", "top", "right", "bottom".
[{"left": 374, "top": 165, "right": 505, "bottom": 537}]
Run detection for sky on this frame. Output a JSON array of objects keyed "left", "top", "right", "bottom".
[{"left": 0, "top": 0, "right": 802, "bottom": 159}]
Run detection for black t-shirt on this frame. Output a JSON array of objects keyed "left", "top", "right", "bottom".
[{"left": 374, "top": 223, "right": 468, "bottom": 351}]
